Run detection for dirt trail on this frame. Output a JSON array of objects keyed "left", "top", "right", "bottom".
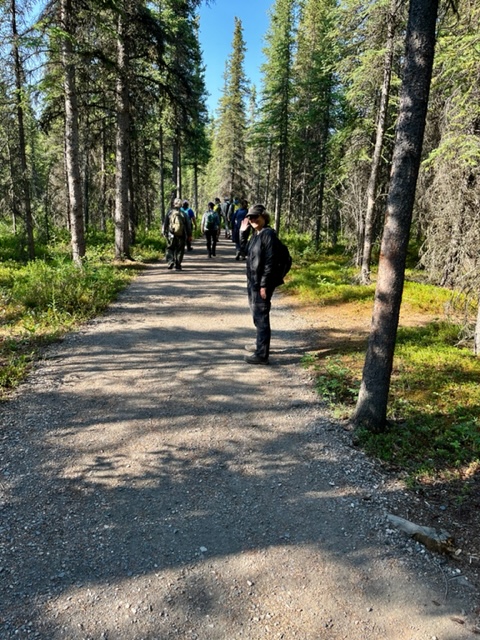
[{"left": 0, "top": 237, "right": 478, "bottom": 639}]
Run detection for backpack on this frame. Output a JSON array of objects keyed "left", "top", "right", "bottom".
[
  {"left": 275, "top": 238, "right": 292, "bottom": 287},
  {"left": 169, "top": 210, "right": 185, "bottom": 237},
  {"left": 272, "top": 235, "right": 292, "bottom": 287},
  {"left": 205, "top": 211, "right": 218, "bottom": 231}
]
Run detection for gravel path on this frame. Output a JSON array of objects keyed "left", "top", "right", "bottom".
[{"left": 0, "top": 237, "right": 478, "bottom": 639}]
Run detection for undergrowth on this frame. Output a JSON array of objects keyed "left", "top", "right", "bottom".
[
  {"left": 0, "top": 227, "right": 148, "bottom": 400},
  {"left": 292, "top": 248, "right": 480, "bottom": 485}
]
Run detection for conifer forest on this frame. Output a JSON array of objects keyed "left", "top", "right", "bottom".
[{"left": 1, "top": 0, "right": 479, "bottom": 428}]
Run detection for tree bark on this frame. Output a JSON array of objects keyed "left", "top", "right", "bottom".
[
  {"left": 11, "top": 0, "right": 35, "bottom": 260},
  {"left": 61, "top": 0, "right": 86, "bottom": 265},
  {"left": 353, "top": 0, "right": 439, "bottom": 432},
  {"left": 114, "top": 6, "right": 131, "bottom": 260},
  {"left": 360, "top": 0, "right": 398, "bottom": 284},
  {"left": 159, "top": 123, "right": 166, "bottom": 223},
  {"left": 474, "top": 298, "right": 480, "bottom": 356}
]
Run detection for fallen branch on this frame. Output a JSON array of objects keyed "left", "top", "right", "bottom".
[{"left": 387, "top": 514, "right": 458, "bottom": 555}]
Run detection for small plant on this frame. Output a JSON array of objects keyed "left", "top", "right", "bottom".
[{"left": 302, "top": 353, "right": 359, "bottom": 416}]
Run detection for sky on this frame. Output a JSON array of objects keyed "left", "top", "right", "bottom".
[{"left": 197, "top": 0, "right": 273, "bottom": 116}]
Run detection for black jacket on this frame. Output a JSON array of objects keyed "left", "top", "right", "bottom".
[{"left": 245, "top": 226, "right": 277, "bottom": 291}]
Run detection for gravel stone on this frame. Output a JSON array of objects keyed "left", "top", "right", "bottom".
[{"left": 0, "top": 238, "right": 478, "bottom": 639}]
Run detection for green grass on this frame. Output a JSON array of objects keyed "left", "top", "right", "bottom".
[
  {"left": 0, "top": 228, "right": 144, "bottom": 400},
  {"left": 293, "top": 249, "right": 480, "bottom": 484}
]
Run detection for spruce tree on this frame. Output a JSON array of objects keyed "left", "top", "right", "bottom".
[
  {"left": 258, "top": 0, "right": 296, "bottom": 232},
  {"left": 213, "top": 16, "right": 249, "bottom": 199}
]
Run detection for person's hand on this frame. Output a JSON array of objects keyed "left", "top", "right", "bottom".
[{"left": 260, "top": 287, "right": 267, "bottom": 300}]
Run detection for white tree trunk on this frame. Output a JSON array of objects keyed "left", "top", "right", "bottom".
[
  {"left": 114, "top": 8, "right": 131, "bottom": 260},
  {"left": 61, "top": 0, "right": 85, "bottom": 265}
]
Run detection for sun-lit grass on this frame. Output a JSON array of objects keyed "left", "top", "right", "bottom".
[
  {"left": 0, "top": 227, "right": 145, "bottom": 400},
  {"left": 293, "top": 249, "right": 480, "bottom": 482}
]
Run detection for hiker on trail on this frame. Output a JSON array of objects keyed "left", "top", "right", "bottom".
[
  {"left": 163, "top": 197, "right": 191, "bottom": 270},
  {"left": 201, "top": 201, "right": 221, "bottom": 258},
  {"left": 213, "top": 197, "right": 222, "bottom": 241},
  {"left": 228, "top": 197, "right": 240, "bottom": 241},
  {"left": 182, "top": 200, "right": 196, "bottom": 252},
  {"left": 231, "top": 198, "right": 249, "bottom": 260},
  {"left": 242, "top": 204, "right": 277, "bottom": 365},
  {"left": 221, "top": 197, "right": 232, "bottom": 239}
]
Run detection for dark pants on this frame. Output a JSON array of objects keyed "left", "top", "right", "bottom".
[
  {"left": 247, "top": 283, "right": 272, "bottom": 361},
  {"left": 166, "top": 236, "right": 185, "bottom": 267},
  {"left": 205, "top": 230, "right": 217, "bottom": 256}
]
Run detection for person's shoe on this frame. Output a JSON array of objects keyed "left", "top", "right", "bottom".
[
  {"left": 244, "top": 354, "right": 269, "bottom": 365},
  {"left": 235, "top": 252, "right": 240, "bottom": 261},
  {"left": 167, "top": 262, "right": 175, "bottom": 270},
  {"left": 187, "top": 246, "right": 193, "bottom": 252},
  {"left": 212, "top": 252, "right": 216, "bottom": 257},
  {"left": 175, "top": 264, "right": 182, "bottom": 270}
]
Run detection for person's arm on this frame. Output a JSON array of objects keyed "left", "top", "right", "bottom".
[
  {"left": 162, "top": 212, "right": 169, "bottom": 236},
  {"left": 259, "top": 230, "right": 276, "bottom": 297}
]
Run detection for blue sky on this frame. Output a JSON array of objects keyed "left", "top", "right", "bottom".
[{"left": 197, "top": 0, "right": 273, "bottom": 115}]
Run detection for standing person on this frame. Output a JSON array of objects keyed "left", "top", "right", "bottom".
[
  {"left": 182, "top": 200, "right": 196, "bottom": 251},
  {"left": 243, "top": 204, "right": 277, "bottom": 365},
  {"left": 163, "top": 197, "right": 190, "bottom": 270},
  {"left": 213, "top": 197, "right": 222, "bottom": 242},
  {"left": 201, "top": 201, "right": 221, "bottom": 258},
  {"left": 231, "top": 198, "right": 248, "bottom": 260},
  {"left": 221, "top": 197, "right": 232, "bottom": 239},
  {"left": 229, "top": 197, "right": 240, "bottom": 237}
]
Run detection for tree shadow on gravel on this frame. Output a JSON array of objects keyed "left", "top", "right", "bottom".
[{"left": 0, "top": 251, "right": 476, "bottom": 639}]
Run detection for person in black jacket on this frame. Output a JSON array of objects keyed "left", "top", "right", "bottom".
[{"left": 242, "top": 204, "right": 277, "bottom": 365}]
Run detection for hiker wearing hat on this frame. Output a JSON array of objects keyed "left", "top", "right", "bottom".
[
  {"left": 243, "top": 204, "right": 276, "bottom": 365},
  {"left": 162, "top": 197, "right": 191, "bottom": 270}
]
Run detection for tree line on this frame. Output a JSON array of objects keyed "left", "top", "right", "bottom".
[{"left": 1, "top": 0, "right": 479, "bottom": 431}]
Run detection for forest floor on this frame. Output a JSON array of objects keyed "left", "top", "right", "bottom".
[{"left": 0, "top": 236, "right": 479, "bottom": 639}]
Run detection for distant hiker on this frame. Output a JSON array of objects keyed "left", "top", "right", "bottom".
[
  {"left": 230, "top": 197, "right": 240, "bottom": 235},
  {"left": 232, "top": 199, "right": 249, "bottom": 260},
  {"left": 182, "top": 200, "right": 196, "bottom": 252},
  {"left": 201, "top": 201, "right": 221, "bottom": 258},
  {"left": 221, "top": 197, "right": 232, "bottom": 239},
  {"left": 163, "top": 197, "right": 191, "bottom": 270},
  {"left": 213, "top": 197, "right": 222, "bottom": 241},
  {"left": 242, "top": 204, "right": 276, "bottom": 365}
]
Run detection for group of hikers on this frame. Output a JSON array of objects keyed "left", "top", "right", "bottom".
[
  {"left": 163, "top": 196, "right": 290, "bottom": 366},
  {"left": 162, "top": 196, "right": 250, "bottom": 267}
]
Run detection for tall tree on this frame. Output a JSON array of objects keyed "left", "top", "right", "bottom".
[
  {"left": 11, "top": 0, "right": 35, "bottom": 259},
  {"left": 353, "top": 0, "right": 439, "bottom": 432},
  {"left": 259, "top": 0, "right": 296, "bottom": 232},
  {"left": 214, "top": 16, "right": 249, "bottom": 198},
  {"left": 291, "top": 0, "right": 338, "bottom": 242},
  {"left": 114, "top": 0, "right": 131, "bottom": 260},
  {"left": 359, "top": 0, "right": 401, "bottom": 284},
  {"left": 60, "top": 0, "right": 86, "bottom": 265}
]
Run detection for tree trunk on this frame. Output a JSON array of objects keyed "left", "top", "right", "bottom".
[
  {"left": 474, "top": 298, "right": 480, "bottom": 356},
  {"left": 193, "top": 163, "right": 199, "bottom": 214},
  {"left": 100, "top": 123, "right": 107, "bottom": 232},
  {"left": 353, "top": 0, "right": 439, "bottom": 433},
  {"left": 11, "top": 0, "right": 35, "bottom": 260},
  {"left": 114, "top": 6, "right": 131, "bottom": 260},
  {"left": 360, "top": 0, "right": 398, "bottom": 284},
  {"left": 61, "top": 0, "right": 86, "bottom": 265},
  {"left": 274, "top": 147, "right": 285, "bottom": 234},
  {"left": 159, "top": 123, "right": 166, "bottom": 223}
]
